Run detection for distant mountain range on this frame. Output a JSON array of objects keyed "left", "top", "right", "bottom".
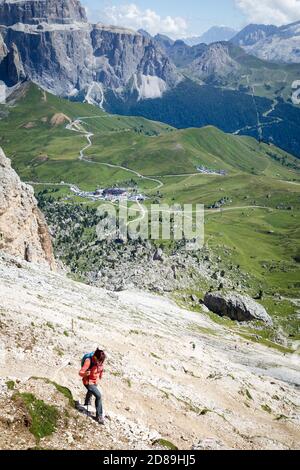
[
  {"left": 231, "top": 21, "right": 300, "bottom": 64},
  {"left": 183, "top": 26, "right": 237, "bottom": 46},
  {"left": 142, "top": 20, "right": 300, "bottom": 65}
]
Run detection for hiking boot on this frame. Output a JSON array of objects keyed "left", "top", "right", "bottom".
[{"left": 96, "top": 416, "right": 105, "bottom": 425}]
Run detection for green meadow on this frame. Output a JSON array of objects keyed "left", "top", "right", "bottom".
[{"left": 0, "top": 83, "right": 299, "bottom": 335}]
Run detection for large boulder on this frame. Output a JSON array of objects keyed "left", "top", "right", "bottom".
[
  {"left": 153, "top": 247, "right": 164, "bottom": 262},
  {"left": 204, "top": 291, "right": 273, "bottom": 326}
]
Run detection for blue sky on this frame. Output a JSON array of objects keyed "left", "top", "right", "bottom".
[{"left": 81, "top": 1, "right": 300, "bottom": 38}]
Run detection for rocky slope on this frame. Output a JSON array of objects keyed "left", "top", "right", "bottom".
[
  {"left": 185, "top": 42, "right": 240, "bottom": 82},
  {"left": 0, "top": 0, "right": 180, "bottom": 104},
  {"left": 0, "top": 147, "right": 55, "bottom": 269},
  {"left": 231, "top": 21, "right": 300, "bottom": 64},
  {"left": 0, "top": 251, "right": 299, "bottom": 450},
  {"left": 0, "top": 141, "right": 299, "bottom": 450},
  {"left": 151, "top": 37, "right": 242, "bottom": 80},
  {"left": 155, "top": 38, "right": 207, "bottom": 69}
]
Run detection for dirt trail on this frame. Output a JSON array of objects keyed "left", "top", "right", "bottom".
[
  {"left": 66, "top": 117, "right": 164, "bottom": 191},
  {"left": 233, "top": 76, "right": 283, "bottom": 136}
]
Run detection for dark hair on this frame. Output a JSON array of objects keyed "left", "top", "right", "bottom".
[{"left": 94, "top": 349, "right": 106, "bottom": 363}]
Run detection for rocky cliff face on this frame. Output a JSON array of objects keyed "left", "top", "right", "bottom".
[
  {"left": 231, "top": 24, "right": 278, "bottom": 47},
  {"left": 0, "top": 0, "right": 180, "bottom": 105},
  {"left": 0, "top": 147, "right": 55, "bottom": 269},
  {"left": 0, "top": 37, "right": 26, "bottom": 87},
  {"left": 156, "top": 38, "right": 207, "bottom": 69},
  {"left": 0, "top": 0, "right": 87, "bottom": 26}
]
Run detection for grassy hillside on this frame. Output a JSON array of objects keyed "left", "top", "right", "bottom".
[
  {"left": 0, "top": 83, "right": 299, "bottom": 336},
  {"left": 0, "top": 83, "right": 173, "bottom": 174},
  {"left": 212, "top": 43, "right": 300, "bottom": 103},
  {"left": 2, "top": 83, "right": 299, "bottom": 190},
  {"left": 106, "top": 79, "right": 300, "bottom": 159}
]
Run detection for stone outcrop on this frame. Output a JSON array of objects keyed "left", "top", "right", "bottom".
[
  {"left": 0, "top": 147, "right": 55, "bottom": 269},
  {"left": 204, "top": 291, "right": 273, "bottom": 325},
  {"left": 0, "top": 41, "right": 26, "bottom": 87}
]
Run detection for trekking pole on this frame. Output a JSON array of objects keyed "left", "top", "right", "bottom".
[{"left": 86, "top": 384, "right": 89, "bottom": 415}]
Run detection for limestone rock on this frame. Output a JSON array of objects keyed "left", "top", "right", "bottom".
[
  {"left": 204, "top": 291, "right": 273, "bottom": 325},
  {"left": 153, "top": 248, "right": 164, "bottom": 262},
  {"left": 192, "top": 438, "right": 229, "bottom": 450},
  {"left": 0, "top": 147, "right": 56, "bottom": 269}
]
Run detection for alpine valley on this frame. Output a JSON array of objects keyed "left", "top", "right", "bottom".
[
  {"left": 0, "top": 0, "right": 299, "bottom": 452},
  {"left": 1, "top": 1, "right": 300, "bottom": 156}
]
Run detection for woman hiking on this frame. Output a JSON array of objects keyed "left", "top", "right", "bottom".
[{"left": 79, "top": 348, "right": 106, "bottom": 425}]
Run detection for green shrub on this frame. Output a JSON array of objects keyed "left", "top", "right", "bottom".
[
  {"left": 6, "top": 380, "right": 15, "bottom": 391},
  {"left": 153, "top": 439, "right": 178, "bottom": 450},
  {"left": 261, "top": 404, "right": 272, "bottom": 414}
]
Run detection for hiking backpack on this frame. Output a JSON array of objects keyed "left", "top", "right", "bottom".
[{"left": 81, "top": 352, "right": 94, "bottom": 369}]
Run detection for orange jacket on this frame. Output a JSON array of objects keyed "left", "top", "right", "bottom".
[{"left": 79, "top": 358, "right": 104, "bottom": 385}]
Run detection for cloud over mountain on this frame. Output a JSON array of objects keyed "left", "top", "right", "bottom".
[
  {"left": 87, "top": 3, "right": 188, "bottom": 38},
  {"left": 235, "top": 0, "right": 300, "bottom": 25}
]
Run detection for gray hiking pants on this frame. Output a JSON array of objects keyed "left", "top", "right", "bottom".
[{"left": 84, "top": 384, "right": 103, "bottom": 418}]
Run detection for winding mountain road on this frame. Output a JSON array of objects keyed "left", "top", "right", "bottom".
[{"left": 66, "top": 116, "right": 164, "bottom": 191}]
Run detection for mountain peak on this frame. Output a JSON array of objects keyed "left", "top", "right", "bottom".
[
  {"left": 0, "top": 0, "right": 88, "bottom": 26},
  {"left": 183, "top": 26, "right": 237, "bottom": 46},
  {"left": 138, "top": 29, "right": 152, "bottom": 39},
  {"left": 230, "top": 21, "right": 300, "bottom": 63},
  {"left": 231, "top": 23, "right": 279, "bottom": 47}
]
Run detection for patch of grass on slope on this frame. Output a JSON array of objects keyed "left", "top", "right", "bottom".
[
  {"left": 13, "top": 392, "right": 59, "bottom": 441},
  {"left": 205, "top": 209, "right": 300, "bottom": 294},
  {"left": 30, "top": 377, "right": 74, "bottom": 407}
]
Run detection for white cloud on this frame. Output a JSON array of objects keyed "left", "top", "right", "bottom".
[
  {"left": 89, "top": 3, "right": 188, "bottom": 38},
  {"left": 235, "top": 0, "right": 300, "bottom": 25}
]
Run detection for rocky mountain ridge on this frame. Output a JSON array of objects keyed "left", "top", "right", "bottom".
[
  {"left": 231, "top": 21, "right": 300, "bottom": 64},
  {"left": 151, "top": 35, "right": 243, "bottom": 81},
  {"left": 0, "top": 0, "right": 180, "bottom": 104},
  {"left": 1, "top": 0, "right": 299, "bottom": 112}
]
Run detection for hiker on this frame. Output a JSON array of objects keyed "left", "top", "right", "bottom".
[{"left": 79, "top": 348, "right": 106, "bottom": 425}]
